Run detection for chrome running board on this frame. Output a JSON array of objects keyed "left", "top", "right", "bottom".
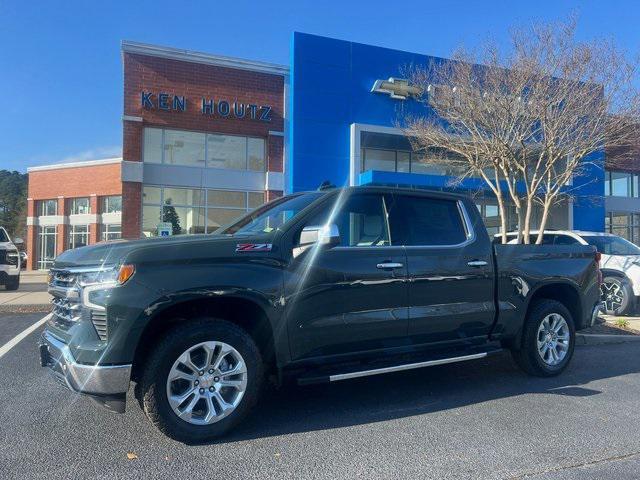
[{"left": 328, "top": 352, "right": 488, "bottom": 382}]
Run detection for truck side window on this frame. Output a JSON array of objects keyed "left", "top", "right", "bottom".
[
  {"left": 387, "top": 195, "right": 467, "bottom": 246},
  {"left": 301, "top": 193, "right": 391, "bottom": 247}
]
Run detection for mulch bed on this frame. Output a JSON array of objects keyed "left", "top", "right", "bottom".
[
  {"left": 0, "top": 305, "right": 51, "bottom": 315},
  {"left": 582, "top": 318, "right": 640, "bottom": 336}
]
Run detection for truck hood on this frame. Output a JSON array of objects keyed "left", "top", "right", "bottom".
[{"left": 52, "top": 233, "right": 276, "bottom": 270}]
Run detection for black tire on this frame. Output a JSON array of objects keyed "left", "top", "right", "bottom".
[
  {"left": 511, "top": 299, "right": 575, "bottom": 377},
  {"left": 601, "top": 276, "right": 634, "bottom": 316},
  {"left": 5, "top": 275, "right": 19, "bottom": 291},
  {"left": 139, "top": 318, "right": 264, "bottom": 443}
]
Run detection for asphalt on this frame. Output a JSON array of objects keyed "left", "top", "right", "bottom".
[{"left": 1, "top": 312, "right": 640, "bottom": 479}]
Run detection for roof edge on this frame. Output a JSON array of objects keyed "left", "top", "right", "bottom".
[
  {"left": 27, "top": 157, "right": 123, "bottom": 172},
  {"left": 121, "top": 40, "right": 289, "bottom": 76}
]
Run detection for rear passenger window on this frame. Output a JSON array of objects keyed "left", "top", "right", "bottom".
[{"left": 388, "top": 195, "right": 468, "bottom": 246}]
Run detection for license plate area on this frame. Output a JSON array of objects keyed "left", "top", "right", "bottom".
[{"left": 39, "top": 343, "right": 50, "bottom": 367}]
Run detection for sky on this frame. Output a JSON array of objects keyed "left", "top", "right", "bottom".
[{"left": 1, "top": 0, "right": 639, "bottom": 173}]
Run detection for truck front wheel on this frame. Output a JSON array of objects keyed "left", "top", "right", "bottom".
[
  {"left": 139, "top": 318, "right": 264, "bottom": 443},
  {"left": 511, "top": 299, "right": 575, "bottom": 377}
]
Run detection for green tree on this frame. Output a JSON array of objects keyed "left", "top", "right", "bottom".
[
  {"left": 0, "top": 170, "right": 27, "bottom": 241},
  {"left": 162, "top": 200, "right": 182, "bottom": 235}
]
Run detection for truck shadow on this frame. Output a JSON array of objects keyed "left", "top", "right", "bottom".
[{"left": 199, "top": 343, "right": 640, "bottom": 446}]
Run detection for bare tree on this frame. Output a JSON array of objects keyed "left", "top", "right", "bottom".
[{"left": 403, "top": 18, "right": 640, "bottom": 244}]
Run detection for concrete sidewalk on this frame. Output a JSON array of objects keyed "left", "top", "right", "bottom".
[
  {"left": 20, "top": 270, "right": 49, "bottom": 284},
  {"left": 1, "top": 273, "right": 50, "bottom": 310}
]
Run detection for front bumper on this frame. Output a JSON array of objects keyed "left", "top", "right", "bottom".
[{"left": 39, "top": 328, "right": 131, "bottom": 409}]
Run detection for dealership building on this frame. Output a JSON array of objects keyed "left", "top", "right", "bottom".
[{"left": 25, "top": 33, "right": 640, "bottom": 269}]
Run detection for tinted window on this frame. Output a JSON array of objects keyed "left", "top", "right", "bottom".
[
  {"left": 303, "top": 194, "right": 390, "bottom": 247},
  {"left": 223, "top": 193, "right": 322, "bottom": 235},
  {"left": 388, "top": 195, "right": 467, "bottom": 246},
  {"left": 553, "top": 235, "right": 580, "bottom": 245},
  {"left": 582, "top": 235, "right": 640, "bottom": 255}
]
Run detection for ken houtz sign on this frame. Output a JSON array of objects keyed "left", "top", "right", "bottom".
[{"left": 140, "top": 91, "right": 272, "bottom": 122}]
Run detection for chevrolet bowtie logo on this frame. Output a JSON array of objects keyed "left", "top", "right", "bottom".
[{"left": 371, "top": 77, "right": 422, "bottom": 100}]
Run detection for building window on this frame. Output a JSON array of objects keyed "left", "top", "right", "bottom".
[
  {"left": 143, "top": 127, "right": 265, "bottom": 171},
  {"left": 142, "top": 186, "right": 265, "bottom": 237},
  {"left": 102, "top": 195, "right": 122, "bottom": 213},
  {"left": 164, "top": 130, "right": 206, "bottom": 166},
  {"left": 37, "top": 226, "right": 57, "bottom": 270},
  {"left": 605, "top": 171, "right": 639, "bottom": 198},
  {"left": 101, "top": 224, "right": 121, "bottom": 241},
  {"left": 606, "top": 212, "right": 640, "bottom": 245},
  {"left": 68, "top": 225, "right": 89, "bottom": 249},
  {"left": 70, "top": 197, "right": 90, "bottom": 215},
  {"left": 37, "top": 199, "right": 58, "bottom": 216},
  {"left": 361, "top": 147, "right": 463, "bottom": 175}
]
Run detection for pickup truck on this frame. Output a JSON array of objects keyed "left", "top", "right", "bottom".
[
  {"left": 0, "top": 226, "right": 21, "bottom": 290},
  {"left": 39, "top": 186, "right": 601, "bottom": 442}
]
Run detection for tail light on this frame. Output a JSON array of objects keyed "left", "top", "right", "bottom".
[{"left": 595, "top": 250, "right": 603, "bottom": 284}]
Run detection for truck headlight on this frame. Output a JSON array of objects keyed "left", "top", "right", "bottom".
[
  {"left": 79, "top": 264, "right": 135, "bottom": 309},
  {"left": 77, "top": 264, "right": 135, "bottom": 287}
]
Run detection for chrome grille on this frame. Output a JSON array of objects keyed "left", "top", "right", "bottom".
[
  {"left": 50, "top": 296, "right": 82, "bottom": 329},
  {"left": 91, "top": 310, "right": 108, "bottom": 341},
  {"left": 48, "top": 270, "right": 81, "bottom": 331},
  {"left": 48, "top": 268, "right": 109, "bottom": 340}
]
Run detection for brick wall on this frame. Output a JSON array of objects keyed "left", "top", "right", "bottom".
[
  {"left": 121, "top": 182, "right": 142, "bottom": 239},
  {"left": 121, "top": 51, "right": 286, "bottom": 239},
  {"left": 26, "top": 162, "right": 122, "bottom": 269},
  {"left": 123, "top": 53, "right": 285, "bottom": 137},
  {"left": 28, "top": 163, "right": 122, "bottom": 199}
]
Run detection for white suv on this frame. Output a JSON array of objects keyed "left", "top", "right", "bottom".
[
  {"left": 0, "top": 226, "right": 21, "bottom": 291},
  {"left": 500, "top": 230, "right": 640, "bottom": 316}
]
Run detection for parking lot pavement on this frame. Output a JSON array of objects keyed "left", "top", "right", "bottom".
[{"left": 1, "top": 313, "right": 640, "bottom": 480}]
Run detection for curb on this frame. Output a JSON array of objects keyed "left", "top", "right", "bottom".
[{"left": 576, "top": 333, "right": 640, "bottom": 346}]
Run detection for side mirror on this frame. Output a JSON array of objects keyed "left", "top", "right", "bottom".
[
  {"left": 13, "top": 237, "right": 24, "bottom": 245},
  {"left": 299, "top": 224, "right": 340, "bottom": 248}
]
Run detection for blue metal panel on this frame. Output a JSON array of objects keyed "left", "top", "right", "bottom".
[{"left": 290, "top": 32, "right": 605, "bottom": 231}]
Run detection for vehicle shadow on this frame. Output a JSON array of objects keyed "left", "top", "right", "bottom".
[{"left": 197, "top": 343, "right": 640, "bottom": 446}]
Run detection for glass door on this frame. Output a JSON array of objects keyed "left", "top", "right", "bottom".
[{"left": 37, "top": 226, "right": 57, "bottom": 270}]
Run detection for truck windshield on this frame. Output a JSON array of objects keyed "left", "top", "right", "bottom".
[
  {"left": 582, "top": 235, "right": 640, "bottom": 256},
  {"left": 221, "top": 192, "right": 324, "bottom": 235},
  {"left": 0, "top": 228, "right": 8, "bottom": 243}
]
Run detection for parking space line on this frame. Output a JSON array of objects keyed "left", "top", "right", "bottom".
[{"left": 0, "top": 315, "right": 49, "bottom": 360}]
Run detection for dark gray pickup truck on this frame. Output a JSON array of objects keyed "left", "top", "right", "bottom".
[{"left": 39, "top": 186, "right": 601, "bottom": 442}]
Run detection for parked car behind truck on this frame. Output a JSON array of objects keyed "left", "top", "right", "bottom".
[
  {"left": 501, "top": 230, "right": 640, "bottom": 316},
  {"left": 39, "top": 186, "right": 601, "bottom": 442}
]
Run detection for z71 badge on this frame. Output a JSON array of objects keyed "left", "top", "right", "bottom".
[{"left": 235, "top": 243, "right": 273, "bottom": 252}]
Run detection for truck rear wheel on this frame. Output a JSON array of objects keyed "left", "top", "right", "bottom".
[
  {"left": 139, "top": 318, "right": 263, "bottom": 443},
  {"left": 511, "top": 299, "right": 575, "bottom": 377}
]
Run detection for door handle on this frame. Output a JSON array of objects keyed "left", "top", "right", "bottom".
[
  {"left": 467, "top": 260, "right": 488, "bottom": 267},
  {"left": 376, "top": 262, "right": 404, "bottom": 270}
]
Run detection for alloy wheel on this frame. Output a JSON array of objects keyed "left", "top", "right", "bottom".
[
  {"left": 536, "top": 313, "right": 570, "bottom": 366},
  {"left": 601, "top": 281, "right": 624, "bottom": 313},
  {"left": 166, "top": 341, "right": 248, "bottom": 425}
]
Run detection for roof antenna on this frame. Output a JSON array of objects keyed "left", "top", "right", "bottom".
[{"left": 318, "top": 180, "right": 336, "bottom": 191}]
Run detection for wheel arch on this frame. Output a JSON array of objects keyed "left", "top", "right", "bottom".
[
  {"left": 131, "top": 295, "right": 279, "bottom": 383},
  {"left": 508, "top": 281, "right": 583, "bottom": 350}
]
